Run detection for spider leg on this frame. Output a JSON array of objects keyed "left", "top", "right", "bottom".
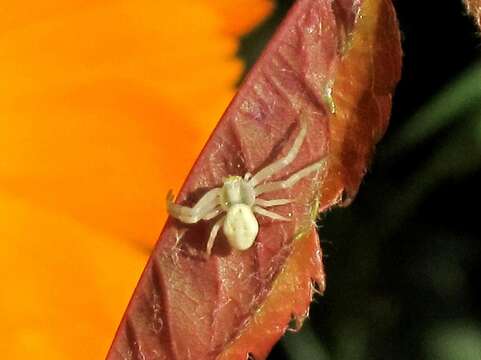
[
  {"left": 167, "top": 187, "right": 221, "bottom": 224},
  {"left": 248, "top": 114, "right": 308, "bottom": 187},
  {"left": 255, "top": 198, "right": 293, "bottom": 207},
  {"left": 202, "top": 207, "right": 222, "bottom": 221},
  {"left": 253, "top": 205, "right": 290, "bottom": 221},
  {"left": 206, "top": 216, "right": 225, "bottom": 256},
  {"left": 255, "top": 159, "right": 325, "bottom": 196}
]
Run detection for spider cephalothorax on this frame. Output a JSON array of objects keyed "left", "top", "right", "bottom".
[{"left": 167, "top": 115, "right": 324, "bottom": 255}]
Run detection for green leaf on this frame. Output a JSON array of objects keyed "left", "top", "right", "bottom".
[{"left": 387, "top": 60, "right": 481, "bottom": 156}]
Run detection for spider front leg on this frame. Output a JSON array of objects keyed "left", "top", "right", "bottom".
[
  {"left": 252, "top": 159, "right": 324, "bottom": 222},
  {"left": 248, "top": 114, "right": 308, "bottom": 187},
  {"left": 255, "top": 198, "right": 293, "bottom": 207},
  {"left": 167, "top": 187, "right": 222, "bottom": 224},
  {"left": 254, "top": 159, "right": 325, "bottom": 196}
]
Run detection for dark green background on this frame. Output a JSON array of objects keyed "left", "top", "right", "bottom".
[{"left": 239, "top": 1, "right": 481, "bottom": 359}]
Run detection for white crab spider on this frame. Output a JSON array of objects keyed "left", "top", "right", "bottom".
[{"left": 167, "top": 115, "right": 324, "bottom": 255}]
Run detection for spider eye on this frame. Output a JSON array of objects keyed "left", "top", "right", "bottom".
[{"left": 222, "top": 176, "right": 244, "bottom": 206}]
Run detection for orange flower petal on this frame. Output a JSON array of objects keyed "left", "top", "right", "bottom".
[
  {"left": 0, "top": 191, "right": 145, "bottom": 359},
  {"left": 0, "top": 1, "right": 271, "bottom": 358},
  {"left": 204, "top": 0, "right": 274, "bottom": 35},
  {"left": 0, "top": 1, "right": 241, "bottom": 249}
]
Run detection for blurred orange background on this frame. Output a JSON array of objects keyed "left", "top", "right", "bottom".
[{"left": 0, "top": 1, "right": 272, "bottom": 358}]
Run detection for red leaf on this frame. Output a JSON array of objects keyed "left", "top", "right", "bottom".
[{"left": 106, "top": 0, "right": 402, "bottom": 359}]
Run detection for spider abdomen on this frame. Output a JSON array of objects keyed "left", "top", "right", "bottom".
[{"left": 223, "top": 204, "right": 259, "bottom": 250}]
